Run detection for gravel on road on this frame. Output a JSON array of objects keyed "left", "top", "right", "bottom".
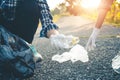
[{"left": 26, "top": 16, "right": 120, "bottom": 80}]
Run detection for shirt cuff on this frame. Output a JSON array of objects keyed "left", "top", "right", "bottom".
[{"left": 40, "top": 23, "right": 59, "bottom": 38}]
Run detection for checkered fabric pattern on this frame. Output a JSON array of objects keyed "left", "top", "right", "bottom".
[{"left": 0, "top": 0, "right": 58, "bottom": 37}]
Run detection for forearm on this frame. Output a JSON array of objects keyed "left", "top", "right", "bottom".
[
  {"left": 95, "top": 0, "right": 114, "bottom": 29},
  {"left": 38, "top": 0, "right": 53, "bottom": 25},
  {"left": 38, "top": 0, "right": 59, "bottom": 38},
  {"left": 86, "top": 0, "right": 114, "bottom": 51},
  {"left": 95, "top": 9, "right": 108, "bottom": 29}
]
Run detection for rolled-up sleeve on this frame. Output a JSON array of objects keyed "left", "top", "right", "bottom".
[
  {"left": 37, "top": 0, "right": 59, "bottom": 38},
  {"left": 98, "top": 0, "right": 114, "bottom": 11}
]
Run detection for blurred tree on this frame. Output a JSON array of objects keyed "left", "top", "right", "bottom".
[
  {"left": 58, "top": 3, "right": 67, "bottom": 13},
  {"left": 64, "top": 0, "right": 83, "bottom": 16},
  {"left": 52, "top": 0, "right": 120, "bottom": 26},
  {"left": 106, "top": 0, "right": 120, "bottom": 24},
  {"left": 51, "top": 8, "right": 60, "bottom": 15}
]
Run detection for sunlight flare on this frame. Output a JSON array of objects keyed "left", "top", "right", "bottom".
[
  {"left": 47, "top": 0, "right": 65, "bottom": 9},
  {"left": 117, "top": 0, "right": 120, "bottom": 3},
  {"left": 81, "top": 0, "right": 101, "bottom": 9}
]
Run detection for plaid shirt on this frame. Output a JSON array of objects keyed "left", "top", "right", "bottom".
[{"left": 0, "top": 0, "right": 58, "bottom": 37}]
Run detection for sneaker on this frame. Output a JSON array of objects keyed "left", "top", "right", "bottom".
[
  {"left": 34, "top": 52, "right": 43, "bottom": 63},
  {"left": 29, "top": 45, "right": 43, "bottom": 62}
]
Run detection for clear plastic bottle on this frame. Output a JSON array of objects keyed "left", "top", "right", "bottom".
[{"left": 50, "top": 34, "right": 80, "bottom": 49}]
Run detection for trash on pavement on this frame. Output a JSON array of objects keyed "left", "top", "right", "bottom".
[
  {"left": 52, "top": 44, "right": 89, "bottom": 63},
  {"left": 112, "top": 51, "right": 120, "bottom": 74},
  {"left": 50, "top": 34, "right": 79, "bottom": 49}
]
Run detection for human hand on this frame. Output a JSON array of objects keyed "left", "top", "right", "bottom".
[
  {"left": 86, "top": 28, "right": 100, "bottom": 51},
  {"left": 50, "top": 34, "right": 79, "bottom": 49}
]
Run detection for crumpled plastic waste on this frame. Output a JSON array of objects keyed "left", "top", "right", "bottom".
[
  {"left": 112, "top": 51, "right": 120, "bottom": 74},
  {"left": 52, "top": 44, "right": 89, "bottom": 63},
  {"left": 50, "top": 34, "right": 79, "bottom": 49}
]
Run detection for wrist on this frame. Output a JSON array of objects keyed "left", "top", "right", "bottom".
[
  {"left": 91, "top": 27, "right": 100, "bottom": 37},
  {"left": 47, "top": 29, "right": 59, "bottom": 38},
  {"left": 90, "top": 27, "right": 100, "bottom": 41}
]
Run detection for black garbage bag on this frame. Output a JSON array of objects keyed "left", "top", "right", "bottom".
[{"left": 0, "top": 25, "right": 37, "bottom": 80}]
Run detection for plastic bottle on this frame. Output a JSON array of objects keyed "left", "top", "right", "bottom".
[{"left": 50, "top": 34, "right": 79, "bottom": 49}]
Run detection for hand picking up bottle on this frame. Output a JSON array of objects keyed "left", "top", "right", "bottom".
[{"left": 50, "top": 34, "right": 80, "bottom": 49}]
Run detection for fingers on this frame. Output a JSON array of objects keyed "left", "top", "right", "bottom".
[
  {"left": 85, "top": 37, "right": 92, "bottom": 51},
  {"left": 86, "top": 44, "right": 95, "bottom": 51},
  {"left": 86, "top": 38, "right": 96, "bottom": 51}
]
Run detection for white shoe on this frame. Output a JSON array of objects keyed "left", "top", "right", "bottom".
[
  {"left": 29, "top": 45, "right": 43, "bottom": 62},
  {"left": 34, "top": 52, "right": 43, "bottom": 62}
]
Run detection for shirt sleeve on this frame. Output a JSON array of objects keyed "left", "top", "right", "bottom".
[
  {"left": 37, "top": 0, "right": 59, "bottom": 38},
  {"left": 98, "top": 0, "right": 114, "bottom": 11}
]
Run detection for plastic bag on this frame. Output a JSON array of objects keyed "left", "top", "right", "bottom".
[
  {"left": 50, "top": 34, "right": 79, "bottom": 49},
  {"left": 52, "top": 44, "right": 89, "bottom": 63},
  {"left": 112, "top": 51, "right": 120, "bottom": 74},
  {"left": 0, "top": 25, "right": 37, "bottom": 80}
]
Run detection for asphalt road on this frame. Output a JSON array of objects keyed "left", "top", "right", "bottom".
[{"left": 27, "top": 16, "right": 120, "bottom": 80}]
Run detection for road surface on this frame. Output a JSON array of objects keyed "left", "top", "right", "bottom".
[{"left": 27, "top": 16, "right": 120, "bottom": 80}]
